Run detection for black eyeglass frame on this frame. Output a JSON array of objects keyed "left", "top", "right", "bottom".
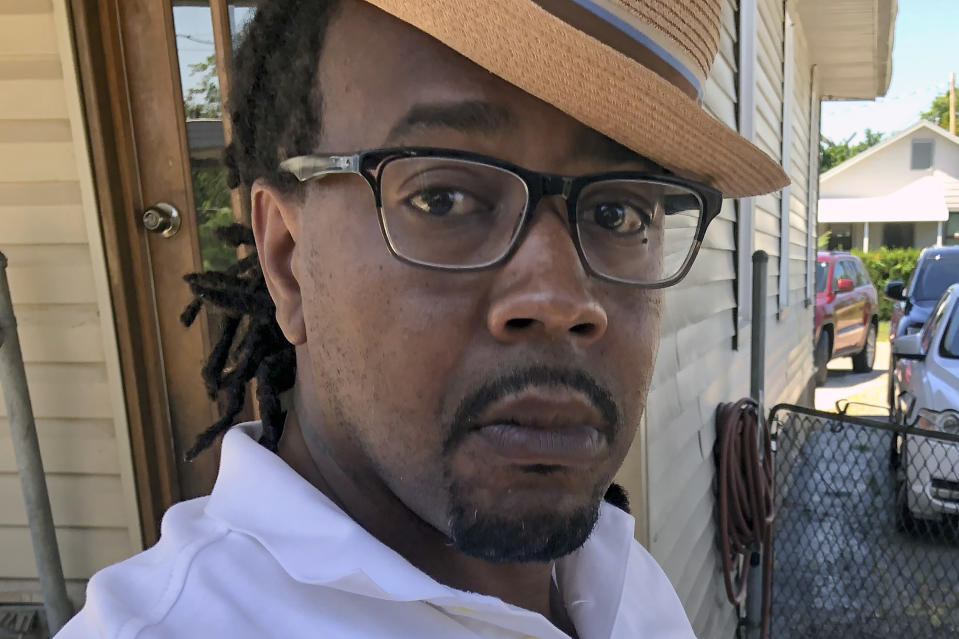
[{"left": 278, "top": 147, "right": 724, "bottom": 288}]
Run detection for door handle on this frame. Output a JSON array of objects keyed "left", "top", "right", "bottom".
[{"left": 142, "top": 202, "right": 182, "bottom": 238}]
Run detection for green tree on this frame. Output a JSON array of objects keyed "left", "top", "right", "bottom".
[
  {"left": 819, "top": 128, "right": 884, "bottom": 173},
  {"left": 182, "top": 53, "right": 235, "bottom": 271},
  {"left": 920, "top": 92, "right": 957, "bottom": 132},
  {"left": 817, "top": 230, "right": 831, "bottom": 249},
  {"left": 184, "top": 54, "right": 221, "bottom": 119},
  {"left": 851, "top": 247, "right": 921, "bottom": 321},
  {"left": 192, "top": 167, "right": 236, "bottom": 272}
]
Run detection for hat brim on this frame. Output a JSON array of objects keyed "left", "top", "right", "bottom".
[{"left": 364, "top": 0, "right": 790, "bottom": 198}]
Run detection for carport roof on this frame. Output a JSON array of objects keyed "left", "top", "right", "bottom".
[{"left": 819, "top": 176, "right": 949, "bottom": 223}]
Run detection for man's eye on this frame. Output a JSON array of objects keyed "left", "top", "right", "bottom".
[
  {"left": 407, "top": 188, "right": 469, "bottom": 216},
  {"left": 588, "top": 202, "right": 651, "bottom": 235}
]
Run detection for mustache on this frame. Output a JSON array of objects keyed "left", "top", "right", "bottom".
[{"left": 443, "top": 365, "right": 620, "bottom": 454}]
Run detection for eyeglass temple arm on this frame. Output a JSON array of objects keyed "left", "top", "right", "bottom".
[{"left": 278, "top": 154, "right": 361, "bottom": 182}]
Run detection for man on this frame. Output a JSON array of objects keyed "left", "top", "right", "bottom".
[{"left": 59, "top": 1, "right": 786, "bottom": 637}]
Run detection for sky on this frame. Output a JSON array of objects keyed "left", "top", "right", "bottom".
[
  {"left": 820, "top": 0, "right": 959, "bottom": 145},
  {"left": 172, "top": 4, "right": 255, "bottom": 103}
]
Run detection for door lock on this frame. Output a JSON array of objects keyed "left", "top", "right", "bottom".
[{"left": 142, "top": 203, "right": 182, "bottom": 238}]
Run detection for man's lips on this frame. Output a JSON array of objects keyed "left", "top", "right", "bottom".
[{"left": 469, "top": 389, "right": 610, "bottom": 467}]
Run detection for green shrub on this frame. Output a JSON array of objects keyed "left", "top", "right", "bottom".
[{"left": 851, "top": 247, "right": 921, "bottom": 320}]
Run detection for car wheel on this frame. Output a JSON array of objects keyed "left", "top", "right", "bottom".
[
  {"left": 895, "top": 480, "right": 916, "bottom": 533},
  {"left": 852, "top": 323, "right": 877, "bottom": 373},
  {"left": 814, "top": 332, "right": 830, "bottom": 386}
]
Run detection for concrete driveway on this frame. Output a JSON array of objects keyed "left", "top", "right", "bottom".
[
  {"left": 815, "top": 340, "right": 890, "bottom": 414},
  {"left": 771, "top": 407, "right": 959, "bottom": 638}
]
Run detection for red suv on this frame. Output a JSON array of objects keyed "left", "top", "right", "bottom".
[{"left": 814, "top": 251, "right": 880, "bottom": 385}]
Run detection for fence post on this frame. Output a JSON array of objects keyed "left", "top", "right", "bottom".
[
  {"left": 746, "top": 250, "right": 768, "bottom": 639},
  {"left": 0, "top": 252, "right": 73, "bottom": 634}
]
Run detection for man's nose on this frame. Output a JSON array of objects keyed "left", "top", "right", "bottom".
[{"left": 486, "top": 201, "right": 608, "bottom": 347}]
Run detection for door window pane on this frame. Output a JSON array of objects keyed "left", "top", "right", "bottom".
[
  {"left": 174, "top": 2, "right": 237, "bottom": 272},
  {"left": 229, "top": 4, "right": 257, "bottom": 37}
]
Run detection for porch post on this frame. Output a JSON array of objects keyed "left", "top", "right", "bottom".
[
  {"left": 0, "top": 253, "right": 73, "bottom": 632},
  {"left": 937, "top": 221, "right": 944, "bottom": 247},
  {"left": 863, "top": 221, "right": 870, "bottom": 252}
]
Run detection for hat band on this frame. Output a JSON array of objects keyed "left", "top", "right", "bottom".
[{"left": 534, "top": 0, "right": 703, "bottom": 101}]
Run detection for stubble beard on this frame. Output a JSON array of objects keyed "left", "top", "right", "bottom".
[{"left": 444, "top": 477, "right": 605, "bottom": 563}]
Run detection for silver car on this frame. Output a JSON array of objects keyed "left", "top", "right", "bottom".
[{"left": 891, "top": 284, "right": 959, "bottom": 527}]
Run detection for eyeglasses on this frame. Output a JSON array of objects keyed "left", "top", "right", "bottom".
[{"left": 279, "top": 147, "right": 723, "bottom": 287}]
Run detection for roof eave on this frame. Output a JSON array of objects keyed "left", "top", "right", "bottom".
[{"left": 797, "top": 0, "right": 898, "bottom": 100}]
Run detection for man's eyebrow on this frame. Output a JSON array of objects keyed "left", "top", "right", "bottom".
[
  {"left": 385, "top": 101, "right": 514, "bottom": 143},
  {"left": 574, "top": 128, "right": 661, "bottom": 170}
]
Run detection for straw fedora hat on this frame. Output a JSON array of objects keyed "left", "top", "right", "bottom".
[{"left": 362, "top": 0, "right": 789, "bottom": 198}]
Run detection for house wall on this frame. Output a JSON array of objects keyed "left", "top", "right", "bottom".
[
  {"left": 915, "top": 221, "right": 940, "bottom": 249},
  {"left": 0, "top": 0, "right": 139, "bottom": 606},
  {"left": 821, "top": 127, "right": 959, "bottom": 202},
  {"left": 615, "top": 0, "right": 817, "bottom": 636}
]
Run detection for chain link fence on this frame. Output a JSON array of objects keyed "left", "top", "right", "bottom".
[{"left": 769, "top": 404, "right": 959, "bottom": 638}]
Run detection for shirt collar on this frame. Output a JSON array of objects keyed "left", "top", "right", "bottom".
[{"left": 205, "top": 422, "right": 635, "bottom": 635}]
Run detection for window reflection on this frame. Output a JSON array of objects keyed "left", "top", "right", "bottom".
[{"left": 173, "top": 2, "right": 256, "bottom": 272}]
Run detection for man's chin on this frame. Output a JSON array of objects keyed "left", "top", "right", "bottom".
[{"left": 447, "top": 499, "right": 601, "bottom": 563}]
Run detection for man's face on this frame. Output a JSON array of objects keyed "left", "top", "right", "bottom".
[{"left": 272, "top": 1, "right": 663, "bottom": 561}]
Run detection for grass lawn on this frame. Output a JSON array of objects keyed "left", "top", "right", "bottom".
[{"left": 878, "top": 320, "right": 889, "bottom": 342}]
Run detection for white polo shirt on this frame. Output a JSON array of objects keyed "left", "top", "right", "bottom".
[{"left": 57, "top": 422, "right": 696, "bottom": 639}]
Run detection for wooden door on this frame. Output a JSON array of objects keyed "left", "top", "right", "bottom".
[{"left": 70, "top": 0, "right": 256, "bottom": 545}]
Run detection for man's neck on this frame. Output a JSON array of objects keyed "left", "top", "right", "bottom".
[{"left": 276, "top": 407, "right": 575, "bottom": 635}]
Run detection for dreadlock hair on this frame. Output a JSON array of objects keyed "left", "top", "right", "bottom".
[
  {"left": 181, "top": 0, "right": 342, "bottom": 460},
  {"left": 180, "top": 0, "right": 631, "bottom": 514}
]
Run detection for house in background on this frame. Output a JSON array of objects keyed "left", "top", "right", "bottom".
[
  {"left": 819, "top": 120, "right": 959, "bottom": 251},
  {"left": 0, "top": 0, "right": 894, "bottom": 637}
]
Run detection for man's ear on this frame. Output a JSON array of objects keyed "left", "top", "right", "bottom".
[{"left": 251, "top": 181, "right": 306, "bottom": 345}]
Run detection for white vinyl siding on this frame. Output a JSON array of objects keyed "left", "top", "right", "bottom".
[
  {"left": 0, "top": 0, "right": 139, "bottom": 606},
  {"left": 754, "top": 0, "right": 784, "bottom": 322},
  {"left": 788, "top": 20, "right": 813, "bottom": 308},
  {"left": 759, "top": 0, "right": 815, "bottom": 418},
  {"left": 625, "top": 1, "right": 817, "bottom": 636},
  {"left": 778, "top": 14, "right": 794, "bottom": 314},
  {"left": 631, "top": 1, "right": 744, "bottom": 636}
]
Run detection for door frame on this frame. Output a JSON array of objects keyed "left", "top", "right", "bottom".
[{"left": 68, "top": 0, "right": 181, "bottom": 546}]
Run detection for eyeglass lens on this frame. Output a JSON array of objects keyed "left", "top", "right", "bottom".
[{"left": 377, "top": 156, "right": 703, "bottom": 283}]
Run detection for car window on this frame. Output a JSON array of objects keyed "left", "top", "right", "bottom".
[
  {"left": 941, "top": 299, "right": 959, "bottom": 359},
  {"left": 839, "top": 261, "right": 854, "bottom": 285},
  {"left": 920, "top": 291, "right": 951, "bottom": 353},
  {"left": 913, "top": 252, "right": 959, "bottom": 301},
  {"left": 848, "top": 260, "right": 868, "bottom": 287},
  {"left": 903, "top": 265, "right": 916, "bottom": 297},
  {"left": 857, "top": 261, "right": 872, "bottom": 287},
  {"left": 816, "top": 261, "right": 828, "bottom": 293},
  {"left": 832, "top": 261, "right": 846, "bottom": 290}
]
